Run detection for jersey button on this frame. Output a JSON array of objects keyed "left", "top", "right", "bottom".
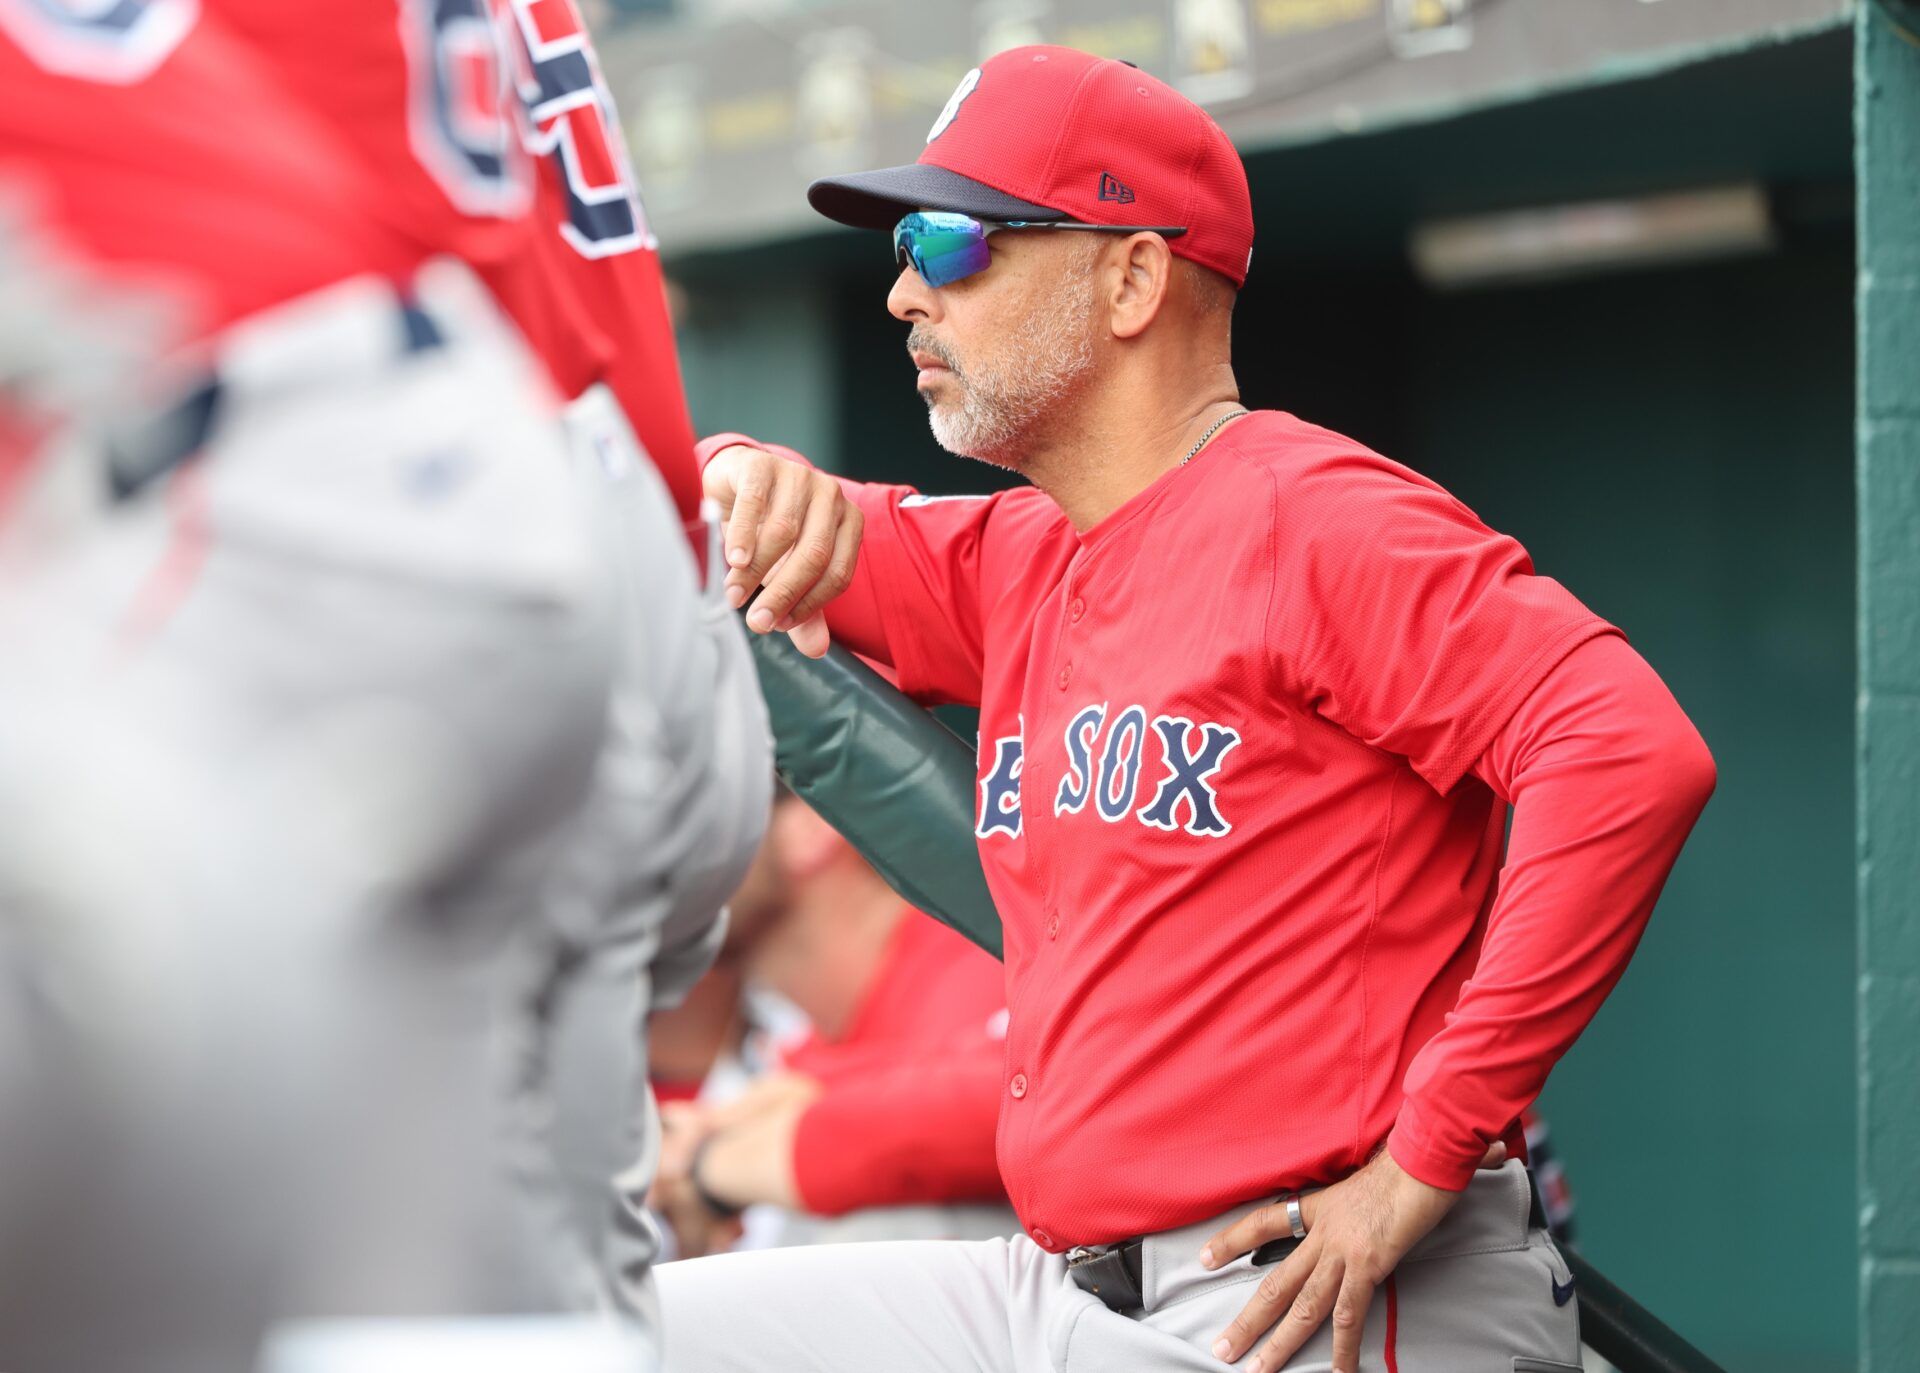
[
  {"left": 1046, "top": 914, "right": 1060, "bottom": 939},
  {"left": 1069, "top": 597, "right": 1086, "bottom": 622},
  {"left": 1032, "top": 1228, "right": 1054, "bottom": 1248},
  {"left": 1010, "top": 1072, "right": 1029, "bottom": 1099},
  {"left": 1057, "top": 664, "right": 1072, "bottom": 690}
]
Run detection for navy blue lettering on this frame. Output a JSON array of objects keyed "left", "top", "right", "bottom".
[
  {"left": 976, "top": 734, "right": 1024, "bottom": 839},
  {"left": 1052, "top": 703, "right": 1106, "bottom": 817},
  {"left": 1137, "top": 717, "right": 1241, "bottom": 836},
  {"left": 1095, "top": 706, "right": 1148, "bottom": 823}
]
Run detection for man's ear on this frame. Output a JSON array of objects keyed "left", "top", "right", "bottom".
[{"left": 1106, "top": 232, "right": 1174, "bottom": 341}]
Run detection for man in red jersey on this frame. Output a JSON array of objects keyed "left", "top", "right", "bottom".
[
  {"left": 653, "top": 793, "right": 1013, "bottom": 1253},
  {"left": 657, "top": 46, "right": 1715, "bottom": 1373},
  {"left": 202, "top": 0, "right": 772, "bottom": 1330},
  {"left": 0, "top": 6, "right": 631, "bottom": 1369}
]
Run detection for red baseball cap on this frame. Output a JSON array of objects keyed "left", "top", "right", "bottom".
[{"left": 808, "top": 45, "right": 1254, "bottom": 287}]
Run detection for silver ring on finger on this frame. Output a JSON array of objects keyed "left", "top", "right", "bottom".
[{"left": 1283, "top": 1192, "right": 1307, "bottom": 1239}]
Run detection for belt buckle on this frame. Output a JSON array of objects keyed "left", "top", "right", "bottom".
[{"left": 1066, "top": 1240, "right": 1144, "bottom": 1313}]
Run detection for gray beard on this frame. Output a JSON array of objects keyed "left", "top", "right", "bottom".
[{"left": 913, "top": 281, "right": 1096, "bottom": 468}]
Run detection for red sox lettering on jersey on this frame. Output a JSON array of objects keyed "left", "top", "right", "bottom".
[{"left": 976, "top": 710, "right": 1241, "bottom": 840}]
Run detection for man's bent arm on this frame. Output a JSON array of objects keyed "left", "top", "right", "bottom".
[
  {"left": 697, "top": 432, "right": 893, "bottom": 664},
  {"left": 1386, "top": 632, "right": 1717, "bottom": 1190},
  {"left": 699, "top": 431, "right": 1035, "bottom": 706},
  {"left": 791, "top": 1052, "right": 1006, "bottom": 1215}
]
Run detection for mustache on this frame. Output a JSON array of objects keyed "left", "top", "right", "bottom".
[{"left": 906, "top": 326, "right": 963, "bottom": 376}]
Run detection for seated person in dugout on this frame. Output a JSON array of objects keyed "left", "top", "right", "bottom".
[
  {"left": 651, "top": 790, "right": 1015, "bottom": 1254},
  {"left": 664, "top": 44, "right": 1715, "bottom": 1373}
]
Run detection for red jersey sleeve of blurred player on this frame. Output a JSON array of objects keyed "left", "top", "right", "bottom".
[
  {"left": 1387, "top": 633, "right": 1715, "bottom": 1189},
  {"left": 1262, "top": 443, "right": 1619, "bottom": 793},
  {"left": 489, "top": 0, "right": 702, "bottom": 530},
  {"left": 787, "top": 912, "right": 1009, "bottom": 1214},
  {"left": 0, "top": 3, "right": 412, "bottom": 346}
]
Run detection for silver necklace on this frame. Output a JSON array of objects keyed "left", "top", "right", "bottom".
[{"left": 1180, "top": 408, "right": 1249, "bottom": 466}]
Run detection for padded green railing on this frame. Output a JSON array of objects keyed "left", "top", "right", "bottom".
[{"left": 748, "top": 629, "right": 1726, "bottom": 1373}]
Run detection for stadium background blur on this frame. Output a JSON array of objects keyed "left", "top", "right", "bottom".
[{"left": 571, "top": 2, "right": 1917, "bottom": 1371}]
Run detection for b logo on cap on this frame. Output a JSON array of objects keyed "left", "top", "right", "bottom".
[{"left": 927, "top": 67, "right": 981, "bottom": 144}]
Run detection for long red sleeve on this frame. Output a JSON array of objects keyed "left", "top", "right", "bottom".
[
  {"left": 789, "top": 1046, "right": 1007, "bottom": 1216},
  {"left": 1386, "top": 632, "right": 1717, "bottom": 1189}
]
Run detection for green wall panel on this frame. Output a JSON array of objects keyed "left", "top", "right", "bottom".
[
  {"left": 1857, "top": 6, "right": 1920, "bottom": 1370},
  {"left": 1389, "top": 249, "right": 1856, "bottom": 1373},
  {"left": 677, "top": 276, "right": 843, "bottom": 471}
]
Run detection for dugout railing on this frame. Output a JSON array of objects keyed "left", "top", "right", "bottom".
[{"left": 747, "top": 629, "right": 1727, "bottom": 1373}]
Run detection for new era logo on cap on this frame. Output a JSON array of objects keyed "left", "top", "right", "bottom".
[{"left": 1098, "top": 171, "right": 1135, "bottom": 204}]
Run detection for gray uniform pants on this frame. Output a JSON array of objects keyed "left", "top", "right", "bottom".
[
  {"left": 657, "top": 1161, "right": 1582, "bottom": 1373},
  {"left": 500, "top": 384, "right": 773, "bottom": 1330}
]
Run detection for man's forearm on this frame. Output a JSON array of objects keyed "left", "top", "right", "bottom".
[
  {"left": 1387, "top": 632, "right": 1716, "bottom": 1190},
  {"left": 791, "top": 1057, "right": 1005, "bottom": 1216},
  {"left": 696, "top": 431, "right": 898, "bottom": 667}
]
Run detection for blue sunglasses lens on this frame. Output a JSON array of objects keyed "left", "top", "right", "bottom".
[{"left": 895, "top": 212, "right": 993, "bottom": 287}]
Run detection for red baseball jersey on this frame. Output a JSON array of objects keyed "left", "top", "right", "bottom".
[
  {"left": 700, "top": 410, "right": 1695, "bottom": 1251},
  {"left": 780, "top": 908, "right": 1008, "bottom": 1216},
  {"left": 0, "top": 1, "right": 410, "bottom": 349}
]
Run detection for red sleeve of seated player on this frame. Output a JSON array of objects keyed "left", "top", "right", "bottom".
[{"left": 790, "top": 1045, "right": 1007, "bottom": 1215}]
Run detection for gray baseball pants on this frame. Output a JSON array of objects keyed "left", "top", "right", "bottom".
[
  {"left": 500, "top": 383, "right": 773, "bottom": 1331},
  {"left": 656, "top": 1161, "right": 1582, "bottom": 1373}
]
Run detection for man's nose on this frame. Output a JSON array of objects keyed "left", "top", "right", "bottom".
[{"left": 888, "top": 266, "right": 939, "bottom": 324}]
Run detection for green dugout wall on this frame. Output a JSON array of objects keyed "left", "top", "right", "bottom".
[{"left": 669, "top": 17, "right": 1912, "bottom": 1371}]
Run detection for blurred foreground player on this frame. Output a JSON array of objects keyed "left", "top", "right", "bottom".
[
  {"left": 482, "top": 0, "right": 775, "bottom": 1324},
  {"left": 204, "top": 0, "right": 773, "bottom": 1332},
  {"left": 665, "top": 46, "right": 1715, "bottom": 1373},
  {"left": 0, "top": 6, "right": 629, "bottom": 1370}
]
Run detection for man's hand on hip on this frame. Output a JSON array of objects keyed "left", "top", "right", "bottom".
[
  {"left": 1200, "top": 1143, "right": 1504, "bottom": 1373},
  {"left": 704, "top": 443, "right": 864, "bottom": 659}
]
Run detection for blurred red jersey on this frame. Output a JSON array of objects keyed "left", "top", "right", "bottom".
[
  {"left": 210, "top": 0, "right": 703, "bottom": 548},
  {"left": 490, "top": 0, "right": 703, "bottom": 538},
  {"left": 205, "top": 0, "right": 538, "bottom": 287},
  {"left": 0, "top": 0, "right": 412, "bottom": 347},
  {"left": 780, "top": 909, "right": 1009, "bottom": 1216}
]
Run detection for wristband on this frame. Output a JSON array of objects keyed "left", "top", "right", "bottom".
[{"left": 688, "top": 1134, "right": 747, "bottom": 1220}]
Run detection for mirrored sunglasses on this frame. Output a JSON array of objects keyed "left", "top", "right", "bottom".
[{"left": 893, "top": 211, "right": 1189, "bottom": 288}]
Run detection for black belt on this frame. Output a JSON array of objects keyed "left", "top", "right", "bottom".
[
  {"left": 1067, "top": 1233, "right": 1303, "bottom": 1314},
  {"left": 1069, "top": 1165, "right": 1555, "bottom": 1315},
  {"left": 1065, "top": 1240, "right": 1144, "bottom": 1312}
]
